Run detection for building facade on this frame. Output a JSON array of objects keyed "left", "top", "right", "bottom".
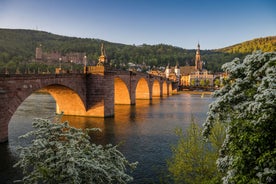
[
  {"left": 181, "top": 70, "right": 214, "bottom": 87},
  {"left": 165, "top": 43, "right": 215, "bottom": 88}
]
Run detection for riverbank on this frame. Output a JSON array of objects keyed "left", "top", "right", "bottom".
[
  {"left": 177, "top": 90, "right": 214, "bottom": 95},
  {"left": 37, "top": 88, "right": 214, "bottom": 96}
]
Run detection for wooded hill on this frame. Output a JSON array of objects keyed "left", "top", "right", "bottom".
[
  {"left": 217, "top": 36, "right": 276, "bottom": 53},
  {"left": 0, "top": 28, "right": 275, "bottom": 73}
]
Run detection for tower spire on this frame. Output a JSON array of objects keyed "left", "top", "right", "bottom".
[
  {"left": 196, "top": 42, "right": 200, "bottom": 55},
  {"left": 195, "top": 42, "right": 202, "bottom": 71},
  {"left": 101, "top": 43, "right": 105, "bottom": 56}
]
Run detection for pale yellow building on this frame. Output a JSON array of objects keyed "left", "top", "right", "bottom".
[
  {"left": 165, "top": 43, "right": 215, "bottom": 87},
  {"left": 181, "top": 70, "right": 214, "bottom": 87}
]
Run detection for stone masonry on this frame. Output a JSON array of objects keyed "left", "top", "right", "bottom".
[{"left": 0, "top": 68, "right": 171, "bottom": 142}]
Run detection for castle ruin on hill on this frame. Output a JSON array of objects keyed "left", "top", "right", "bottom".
[{"left": 35, "top": 45, "right": 86, "bottom": 64}]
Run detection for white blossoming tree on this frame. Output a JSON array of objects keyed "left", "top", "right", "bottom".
[
  {"left": 14, "top": 114, "right": 137, "bottom": 184},
  {"left": 203, "top": 51, "right": 276, "bottom": 183}
]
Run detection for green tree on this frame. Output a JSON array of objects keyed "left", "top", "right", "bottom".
[
  {"left": 214, "top": 78, "right": 221, "bottom": 88},
  {"left": 199, "top": 79, "right": 205, "bottom": 87},
  {"left": 203, "top": 51, "right": 276, "bottom": 183},
  {"left": 190, "top": 79, "right": 195, "bottom": 86},
  {"left": 205, "top": 79, "right": 210, "bottom": 87},
  {"left": 14, "top": 115, "right": 137, "bottom": 184},
  {"left": 167, "top": 120, "right": 225, "bottom": 184}
]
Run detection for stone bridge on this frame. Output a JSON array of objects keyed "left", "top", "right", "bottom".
[{"left": 0, "top": 66, "right": 173, "bottom": 142}]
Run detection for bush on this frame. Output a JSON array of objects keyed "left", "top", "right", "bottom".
[
  {"left": 14, "top": 115, "right": 137, "bottom": 184},
  {"left": 167, "top": 120, "right": 225, "bottom": 184}
]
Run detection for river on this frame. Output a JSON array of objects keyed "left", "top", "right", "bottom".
[{"left": 0, "top": 93, "right": 213, "bottom": 183}]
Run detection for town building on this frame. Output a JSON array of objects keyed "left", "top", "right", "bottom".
[
  {"left": 181, "top": 70, "right": 214, "bottom": 87},
  {"left": 165, "top": 43, "right": 214, "bottom": 88}
]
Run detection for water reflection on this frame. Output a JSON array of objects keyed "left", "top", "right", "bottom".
[
  {"left": 1, "top": 93, "right": 213, "bottom": 184},
  {"left": 61, "top": 98, "right": 164, "bottom": 146}
]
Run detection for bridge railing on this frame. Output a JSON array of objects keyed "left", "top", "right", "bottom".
[{"left": 0, "top": 73, "right": 85, "bottom": 79}]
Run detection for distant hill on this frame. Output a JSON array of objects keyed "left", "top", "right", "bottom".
[
  {"left": 217, "top": 36, "right": 276, "bottom": 53},
  {"left": 0, "top": 28, "right": 275, "bottom": 73},
  {"left": 0, "top": 28, "right": 190, "bottom": 63}
]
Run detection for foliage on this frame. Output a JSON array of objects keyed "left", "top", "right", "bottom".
[
  {"left": 167, "top": 120, "right": 225, "bottom": 184},
  {"left": 14, "top": 115, "right": 137, "bottom": 184},
  {"left": 203, "top": 51, "right": 276, "bottom": 183},
  {"left": 199, "top": 79, "right": 206, "bottom": 86},
  {"left": 2, "top": 29, "right": 274, "bottom": 74},
  {"left": 190, "top": 79, "right": 195, "bottom": 86},
  {"left": 217, "top": 36, "right": 276, "bottom": 54},
  {"left": 214, "top": 78, "right": 221, "bottom": 88}
]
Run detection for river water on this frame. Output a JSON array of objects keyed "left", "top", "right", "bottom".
[{"left": 0, "top": 93, "right": 213, "bottom": 183}]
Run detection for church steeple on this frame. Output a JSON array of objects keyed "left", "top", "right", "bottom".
[
  {"left": 165, "top": 63, "right": 171, "bottom": 78},
  {"left": 195, "top": 42, "right": 202, "bottom": 71},
  {"left": 101, "top": 43, "right": 105, "bottom": 56},
  {"left": 196, "top": 42, "right": 200, "bottom": 54},
  {"left": 174, "top": 61, "right": 180, "bottom": 78}
]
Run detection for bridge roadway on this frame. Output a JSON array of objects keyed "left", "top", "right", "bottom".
[{"left": 0, "top": 66, "right": 173, "bottom": 142}]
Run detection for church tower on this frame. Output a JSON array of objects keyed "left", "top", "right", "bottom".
[
  {"left": 195, "top": 43, "right": 202, "bottom": 71},
  {"left": 165, "top": 63, "right": 171, "bottom": 78},
  {"left": 174, "top": 62, "right": 180, "bottom": 78}
]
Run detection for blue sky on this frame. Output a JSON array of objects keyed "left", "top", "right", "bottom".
[{"left": 0, "top": 0, "right": 275, "bottom": 49}]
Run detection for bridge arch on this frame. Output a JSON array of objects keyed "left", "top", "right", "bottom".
[
  {"left": 168, "top": 83, "right": 173, "bottom": 95},
  {"left": 135, "top": 77, "right": 150, "bottom": 99},
  {"left": 0, "top": 74, "right": 87, "bottom": 142},
  {"left": 152, "top": 79, "right": 161, "bottom": 97},
  {"left": 6, "top": 84, "right": 86, "bottom": 126},
  {"left": 162, "top": 81, "right": 168, "bottom": 96},
  {"left": 114, "top": 77, "right": 131, "bottom": 104},
  {"left": 7, "top": 83, "right": 86, "bottom": 116},
  {"left": 42, "top": 85, "right": 86, "bottom": 115},
  {"left": 3, "top": 86, "right": 85, "bottom": 142}
]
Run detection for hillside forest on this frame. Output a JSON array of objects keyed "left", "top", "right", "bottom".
[{"left": 0, "top": 29, "right": 275, "bottom": 74}]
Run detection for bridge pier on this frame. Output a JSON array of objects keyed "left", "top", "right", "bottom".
[
  {"left": 0, "top": 114, "right": 8, "bottom": 143},
  {"left": 86, "top": 66, "right": 115, "bottom": 117},
  {"left": 0, "top": 89, "right": 16, "bottom": 142}
]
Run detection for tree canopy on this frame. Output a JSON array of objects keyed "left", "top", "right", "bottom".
[
  {"left": 203, "top": 51, "right": 276, "bottom": 183},
  {"left": 217, "top": 36, "right": 276, "bottom": 54}
]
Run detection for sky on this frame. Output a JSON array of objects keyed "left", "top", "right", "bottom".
[{"left": 0, "top": 0, "right": 275, "bottom": 49}]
